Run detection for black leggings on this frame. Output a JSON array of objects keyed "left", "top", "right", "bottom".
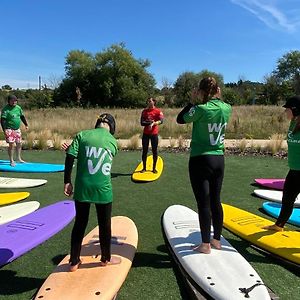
[
  {"left": 70, "top": 201, "right": 112, "bottom": 265},
  {"left": 189, "top": 155, "right": 224, "bottom": 243},
  {"left": 276, "top": 169, "right": 300, "bottom": 227},
  {"left": 142, "top": 133, "right": 158, "bottom": 170}
]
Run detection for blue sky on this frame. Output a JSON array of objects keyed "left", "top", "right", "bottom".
[{"left": 0, "top": 0, "right": 299, "bottom": 89}]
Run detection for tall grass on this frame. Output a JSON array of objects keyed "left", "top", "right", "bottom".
[{"left": 21, "top": 106, "right": 289, "bottom": 142}]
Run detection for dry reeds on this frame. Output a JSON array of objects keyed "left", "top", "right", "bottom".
[
  {"left": 18, "top": 106, "right": 290, "bottom": 148},
  {"left": 267, "top": 133, "right": 285, "bottom": 155},
  {"left": 126, "top": 134, "right": 141, "bottom": 150}
]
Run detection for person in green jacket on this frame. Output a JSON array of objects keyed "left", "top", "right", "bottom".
[
  {"left": 64, "top": 113, "right": 121, "bottom": 271},
  {"left": 0, "top": 95, "right": 28, "bottom": 166},
  {"left": 263, "top": 96, "right": 300, "bottom": 232},
  {"left": 177, "top": 77, "right": 232, "bottom": 254}
]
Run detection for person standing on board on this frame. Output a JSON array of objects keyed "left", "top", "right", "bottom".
[
  {"left": 140, "top": 97, "right": 164, "bottom": 173},
  {"left": 64, "top": 113, "right": 121, "bottom": 271},
  {"left": 176, "top": 77, "right": 232, "bottom": 254},
  {"left": 263, "top": 95, "right": 300, "bottom": 232},
  {"left": 1, "top": 95, "right": 28, "bottom": 166}
]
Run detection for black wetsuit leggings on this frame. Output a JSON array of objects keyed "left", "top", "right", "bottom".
[
  {"left": 142, "top": 133, "right": 158, "bottom": 170},
  {"left": 189, "top": 155, "right": 224, "bottom": 243},
  {"left": 70, "top": 201, "right": 112, "bottom": 265},
  {"left": 276, "top": 169, "right": 300, "bottom": 227}
]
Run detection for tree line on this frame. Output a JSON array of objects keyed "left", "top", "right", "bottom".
[{"left": 1, "top": 43, "right": 300, "bottom": 109}]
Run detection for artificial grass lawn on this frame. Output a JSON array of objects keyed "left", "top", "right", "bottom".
[{"left": 0, "top": 149, "right": 299, "bottom": 300}]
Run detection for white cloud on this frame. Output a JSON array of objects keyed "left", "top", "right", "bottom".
[{"left": 230, "top": 0, "right": 300, "bottom": 32}]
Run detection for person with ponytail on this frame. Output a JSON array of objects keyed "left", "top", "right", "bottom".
[
  {"left": 176, "top": 77, "right": 232, "bottom": 254},
  {"left": 263, "top": 96, "right": 300, "bottom": 232},
  {"left": 64, "top": 113, "right": 121, "bottom": 271}
]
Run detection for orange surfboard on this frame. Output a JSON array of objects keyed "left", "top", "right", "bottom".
[{"left": 35, "top": 216, "right": 138, "bottom": 300}]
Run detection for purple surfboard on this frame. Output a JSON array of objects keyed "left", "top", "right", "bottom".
[
  {"left": 254, "top": 179, "right": 285, "bottom": 190},
  {"left": 0, "top": 200, "right": 75, "bottom": 267}
]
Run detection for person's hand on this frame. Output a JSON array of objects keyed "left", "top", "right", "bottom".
[
  {"left": 61, "top": 142, "right": 70, "bottom": 151},
  {"left": 64, "top": 183, "right": 73, "bottom": 197}
]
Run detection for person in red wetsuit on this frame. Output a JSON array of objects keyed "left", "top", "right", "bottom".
[{"left": 140, "top": 97, "right": 164, "bottom": 173}]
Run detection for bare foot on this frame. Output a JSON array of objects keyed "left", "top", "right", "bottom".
[
  {"left": 18, "top": 159, "right": 25, "bottom": 163},
  {"left": 262, "top": 224, "right": 283, "bottom": 232},
  {"left": 152, "top": 169, "right": 158, "bottom": 174},
  {"left": 192, "top": 243, "right": 211, "bottom": 254},
  {"left": 69, "top": 260, "right": 82, "bottom": 272},
  {"left": 140, "top": 169, "right": 146, "bottom": 173},
  {"left": 10, "top": 161, "right": 16, "bottom": 167},
  {"left": 210, "top": 239, "right": 222, "bottom": 250},
  {"left": 100, "top": 256, "right": 122, "bottom": 266}
]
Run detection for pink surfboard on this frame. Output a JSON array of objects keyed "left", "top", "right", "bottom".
[{"left": 254, "top": 179, "right": 285, "bottom": 190}]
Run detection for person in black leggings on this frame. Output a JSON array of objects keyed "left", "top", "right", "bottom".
[
  {"left": 177, "top": 77, "right": 231, "bottom": 254},
  {"left": 140, "top": 97, "right": 164, "bottom": 173},
  {"left": 64, "top": 113, "right": 120, "bottom": 271},
  {"left": 189, "top": 155, "right": 224, "bottom": 244},
  {"left": 70, "top": 201, "right": 112, "bottom": 266},
  {"left": 263, "top": 95, "right": 300, "bottom": 231}
]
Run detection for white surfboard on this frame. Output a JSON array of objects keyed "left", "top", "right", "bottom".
[
  {"left": 0, "top": 201, "right": 40, "bottom": 225},
  {"left": 254, "top": 189, "right": 300, "bottom": 207},
  {"left": 0, "top": 177, "right": 47, "bottom": 188},
  {"left": 162, "top": 205, "right": 270, "bottom": 300}
]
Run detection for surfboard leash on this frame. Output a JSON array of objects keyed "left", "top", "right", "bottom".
[{"left": 239, "top": 283, "right": 266, "bottom": 298}]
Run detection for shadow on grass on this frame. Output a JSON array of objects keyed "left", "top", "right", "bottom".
[
  {"left": 52, "top": 253, "right": 68, "bottom": 265},
  {"left": 111, "top": 172, "right": 131, "bottom": 178},
  {"left": 0, "top": 270, "right": 44, "bottom": 296},
  {"left": 224, "top": 236, "right": 300, "bottom": 276}
]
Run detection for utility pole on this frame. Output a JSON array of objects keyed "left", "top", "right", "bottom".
[{"left": 39, "top": 76, "right": 41, "bottom": 90}]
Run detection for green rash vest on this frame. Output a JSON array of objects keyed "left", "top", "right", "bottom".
[
  {"left": 1, "top": 104, "right": 24, "bottom": 130},
  {"left": 287, "top": 120, "right": 300, "bottom": 170},
  {"left": 183, "top": 99, "right": 232, "bottom": 157},
  {"left": 67, "top": 127, "right": 118, "bottom": 204}
]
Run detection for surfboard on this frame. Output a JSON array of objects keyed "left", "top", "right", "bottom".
[
  {"left": 34, "top": 216, "right": 138, "bottom": 300},
  {"left": 222, "top": 203, "right": 300, "bottom": 265},
  {"left": 0, "top": 160, "right": 64, "bottom": 173},
  {"left": 162, "top": 205, "right": 270, "bottom": 300},
  {"left": 254, "top": 189, "right": 300, "bottom": 207},
  {"left": 0, "top": 191, "right": 30, "bottom": 206},
  {"left": 131, "top": 155, "right": 163, "bottom": 182},
  {"left": 254, "top": 179, "right": 285, "bottom": 190},
  {"left": 0, "top": 177, "right": 47, "bottom": 188},
  {"left": 0, "top": 200, "right": 75, "bottom": 267},
  {"left": 262, "top": 202, "right": 300, "bottom": 227},
  {"left": 0, "top": 201, "right": 39, "bottom": 225}
]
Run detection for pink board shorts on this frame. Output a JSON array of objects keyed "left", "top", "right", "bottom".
[{"left": 5, "top": 129, "right": 22, "bottom": 143}]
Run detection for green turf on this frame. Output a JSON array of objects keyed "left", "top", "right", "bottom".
[{"left": 0, "top": 150, "right": 299, "bottom": 300}]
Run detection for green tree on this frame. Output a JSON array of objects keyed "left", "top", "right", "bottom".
[
  {"left": 1, "top": 85, "right": 12, "bottom": 90},
  {"left": 53, "top": 44, "right": 156, "bottom": 108},
  {"left": 274, "top": 50, "right": 300, "bottom": 94},
  {"left": 173, "top": 70, "right": 223, "bottom": 107}
]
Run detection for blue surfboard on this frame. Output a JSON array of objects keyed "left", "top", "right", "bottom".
[
  {"left": 0, "top": 160, "right": 64, "bottom": 173},
  {"left": 262, "top": 202, "right": 300, "bottom": 227}
]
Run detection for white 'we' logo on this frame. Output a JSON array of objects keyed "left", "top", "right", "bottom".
[
  {"left": 85, "top": 146, "right": 113, "bottom": 175},
  {"left": 208, "top": 123, "right": 227, "bottom": 145}
]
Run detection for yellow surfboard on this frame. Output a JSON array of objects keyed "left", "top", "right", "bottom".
[
  {"left": 35, "top": 216, "right": 138, "bottom": 300},
  {"left": 132, "top": 155, "right": 163, "bottom": 182},
  {"left": 222, "top": 204, "right": 300, "bottom": 265},
  {"left": 0, "top": 192, "right": 30, "bottom": 206}
]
